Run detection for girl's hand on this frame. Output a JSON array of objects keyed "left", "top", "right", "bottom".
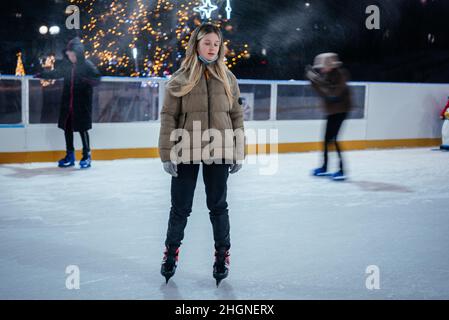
[{"left": 163, "top": 161, "right": 178, "bottom": 177}]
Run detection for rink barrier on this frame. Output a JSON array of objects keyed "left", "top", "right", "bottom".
[
  {"left": 0, "top": 76, "right": 446, "bottom": 164},
  {"left": 0, "top": 138, "right": 441, "bottom": 164}
]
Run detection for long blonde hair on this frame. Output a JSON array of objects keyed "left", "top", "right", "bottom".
[{"left": 165, "top": 23, "right": 234, "bottom": 106}]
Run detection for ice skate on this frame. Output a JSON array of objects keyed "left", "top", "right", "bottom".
[
  {"left": 79, "top": 152, "right": 91, "bottom": 169},
  {"left": 331, "top": 170, "right": 347, "bottom": 181},
  {"left": 58, "top": 151, "right": 75, "bottom": 168},
  {"left": 312, "top": 167, "right": 331, "bottom": 177},
  {"left": 213, "top": 248, "right": 230, "bottom": 287},
  {"left": 161, "top": 246, "right": 179, "bottom": 284}
]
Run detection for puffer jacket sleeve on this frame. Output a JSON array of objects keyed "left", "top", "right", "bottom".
[
  {"left": 228, "top": 72, "right": 246, "bottom": 161},
  {"left": 327, "top": 69, "right": 349, "bottom": 98},
  {"left": 36, "top": 62, "right": 68, "bottom": 79},
  {"left": 158, "top": 86, "right": 182, "bottom": 162},
  {"left": 229, "top": 74, "right": 244, "bottom": 130},
  {"left": 310, "top": 79, "right": 328, "bottom": 98},
  {"left": 80, "top": 60, "right": 101, "bottom": 87},
  {"left": 310, "top": 68, "right": 349, "bottom": 99}
]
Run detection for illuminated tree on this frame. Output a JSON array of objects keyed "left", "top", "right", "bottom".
[
  {"left": 15, "top": 52, "right": 26, "bottom": 76},
  {"left": 69, "top": 0, "right": 249, "bottom": 76}
]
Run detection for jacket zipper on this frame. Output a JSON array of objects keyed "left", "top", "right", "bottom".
[
  {"left": 181, "top": 113, "right": 187, "bottom": 129},
  {"left": 65, "top": 64, "right": 75, "bottom": 129},
  {"left": 204, "top": 69, "right": 211, "bottom": 153},
  {"left": 204, "top": 69, "right": 213, "bottom": 158},
  {"left": 205, "top": 70, "right": 210, "bottom": 132}
]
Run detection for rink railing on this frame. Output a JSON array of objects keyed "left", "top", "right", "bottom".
[
  {"left": 0, "top": 75, "right": 368, "bottom": 126},
  {"left": 0, "top": 75, "right": 445, "bottom": 163}
]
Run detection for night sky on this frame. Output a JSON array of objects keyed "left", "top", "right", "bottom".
[{"left": 1, "top": 0, "right": 449, "bottom": 82}]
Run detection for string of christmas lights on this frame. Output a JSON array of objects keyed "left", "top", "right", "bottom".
[
  {"left": 40, "top": 54, "right": 56, "bottom": 87},
  {"left": 68, "top": 0, "right": 250, "bottom": 77}
]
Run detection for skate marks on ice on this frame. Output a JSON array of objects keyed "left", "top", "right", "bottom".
[
  {"left": 159, "top": 280, "right": 183, "bottom": 300},
  {"left": 1, "top": 164, "right": 78, "bottom": 178},
  {"left": 0, "top": 215, "right": 46, "bottom": 228},
  {"left": 348, "top": 180, "right": 414, "bottom": 193},
  {"left": 0, "top": 235, "right": 155, "bottom": 299},
  {"left": 159, "top": 274, "right": 237, "bottom": 300}
]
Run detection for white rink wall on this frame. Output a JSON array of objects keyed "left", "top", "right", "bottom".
[
  {"left": 0, "top": 81, "right": 447, "bottom": 154},
  {"left": 364, "top": 82, "right": 447, "bottom": 140}
]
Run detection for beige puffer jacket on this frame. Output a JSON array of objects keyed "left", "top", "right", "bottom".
[
  {"left": 159, "top": 66, "right": 245, "bottom": 164},
  {"left": 309, "top": 68, "right": 353, "bottom": 115}
]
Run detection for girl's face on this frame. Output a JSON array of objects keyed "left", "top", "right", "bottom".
[{"left": 197, "top": 32, "right": 220, "bottom": 61}]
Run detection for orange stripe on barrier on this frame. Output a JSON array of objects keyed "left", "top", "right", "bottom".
[{"left": 0, "top": 138, "right": 442, "bottom": 164}]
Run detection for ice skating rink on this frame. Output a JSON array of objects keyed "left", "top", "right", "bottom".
[{"left": 0, "top": 148, "right": 448, "bottom": 300}]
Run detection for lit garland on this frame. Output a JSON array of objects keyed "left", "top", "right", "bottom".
[
  {"left": 40, "top": 54, "right": 56, "bottom": 87},
  {"left": 68, "top": 0, "right": 250, "bottom": 77}
]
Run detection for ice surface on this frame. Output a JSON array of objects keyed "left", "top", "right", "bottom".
[{"left": 0, "top": 148, "right": 448, "bottom": 299}]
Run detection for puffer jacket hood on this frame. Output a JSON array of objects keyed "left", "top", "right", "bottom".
[{"left": 64, "top": 37, "right": 85, "bottom": 62}]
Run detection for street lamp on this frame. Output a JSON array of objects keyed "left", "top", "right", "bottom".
[
  {"left": 39, "top": 25, "right": 59, "bottom": 55},
  {"left": 49, "top": 26, "right": 60, "bottom": 35},
  {"left": 132, "top": 48, "right": 139, "bottom": 74},
  {"left": 39, "top": 25, "right": 48, "bottom": 35}
]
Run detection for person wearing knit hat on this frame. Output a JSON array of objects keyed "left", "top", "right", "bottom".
[{"left": 306, "top": 53, "right": 352, "bottom": 181}]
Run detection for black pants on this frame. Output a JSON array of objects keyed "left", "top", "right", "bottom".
[
  {"left": 165, "top": 162, "right": 231, "bottom": 250},
  {"left": 64, "top": 118, "right": 90, "bottom": 157},
  {"left": 323, "top": 112, "right": 347, "bottom": 172}
]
